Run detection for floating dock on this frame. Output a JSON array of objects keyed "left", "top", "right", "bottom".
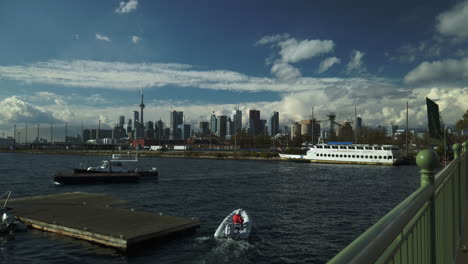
[{"left": 5, "top": 192, "right": 200, "bottom": 251}]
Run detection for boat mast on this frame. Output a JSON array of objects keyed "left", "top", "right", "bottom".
[
  {"left": 311, "top": 106, "right": 314, "bottom": 145},
  {"left": 406, "top": 101, "right": 408, "bottom": 157},
  {"left": 354, "top": 105, "right": 357, "bottom": 144}
]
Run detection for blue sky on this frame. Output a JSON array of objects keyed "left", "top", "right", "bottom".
[{"left": 0, "top": 0, "right": 467, "bottom": 137}]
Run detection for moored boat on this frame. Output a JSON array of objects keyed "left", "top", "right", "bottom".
[
  {"left": 54, "top": 154, "right": 158, "bottom": 184},
  {"left": 214, "top": 209, "right": 252, "bottom": 240},
  {"left": 279, "top": 141, "right": 400, "bottom": 165}
]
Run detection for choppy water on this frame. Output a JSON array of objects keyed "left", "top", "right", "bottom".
[{"left": 0, "top": 153, "right": 420, "bottom": 264}]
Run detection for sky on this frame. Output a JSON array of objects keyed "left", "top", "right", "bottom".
[{"left": 0, "top": 0, "right": 468, "bottom": 138}]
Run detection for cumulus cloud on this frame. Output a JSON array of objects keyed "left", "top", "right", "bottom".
[
  {"left": 346, "top": 50, "right": 366, "bottom": 74},
  {"left": 271, "top": 62, "right": 302, "bottom": 80},
  {"left": 95, "top": 33, "right": 111, "bottom": 42},
  {"left": 278, "top": 39, "right": 335, "bottom": 64},
  {"left": 404, "top": 58, "right": 468, "bottom": 84},
  {"left": 0, "top": 96, "right": 62, "bottom": 127},
  {"left": 115, "top": 0, "right": 138, "bottom": 14},
  {"left": 318, "top": 57, "right": 341, "bottom": 73},
  {"left": 256, "top": 35, "right": 335, "bottom": 80},
  {"left": 436, "top": 0, "right": 468, "bottom": 40},
  {"left": 255, "top": 33, "right": 290, "bottom": 46},
  {"left": 1, "top": 59, "right": 467, "bottom": 128},
  {"left": 132, "top": 35, "right": 141, "bottom": 44}
]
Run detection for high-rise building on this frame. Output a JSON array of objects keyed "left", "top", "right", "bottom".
[
  {"left": 133, "top": 111, "right": 139, "bottom": 131},
  {"left": 232, "top": 109, "right": 242, "bottom": 133},
  {"left": 355, "top": 117, "right": 362, "bottom": 129},
  {"left": 127, "top": 119, "right": 132, "bottom": 134},
  {"left": 217, "top": 115, "right": 227, "bottom": 138},
  {"left": 119, "top": 115, "right": 125, "bottom": 128},
  {"left": 139, "top": 88, "right": 145, "bottom": 125},
  {"left": 226, "top": 118, "right": 234, "bottom": 137},
  {"left": 178, "top": 124, "right": 191, "bottom": 139},
  {"left": 170, "top": 111, "right": 183, "bottom": 140},
  {"left": 269, "top": 111, "right": 279, "bottom": 136},
  {"left": 199, "top": 121, "right": 209, "bottom": 136},
  {"left": 210, "top": 113, "right": 217, "bottom": 134},
  {"left": 248, "top": 109, "right": 261, "bottom": 136},
  {"left": 290, "top": 122, "right": 301, "bottom": 140}
]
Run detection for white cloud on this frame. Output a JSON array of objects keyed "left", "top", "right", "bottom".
[
  {"left": 255, "top": 33, "right": 290, "bottom": 46},
  {"left": 270, "top": 62, "right": 302, "bottom": 80},
  {"left": 436, "top": 1, "right": 468, "bottom": 40},
  {"left": 318, "top": 57, "right": 341, "bottom": 73},
  {"left": 115, "top": 0, "right": 138, "bottom": 14},
  {"left": 0, "top": 96, "right": 61, "bottom": 127},
  {"left": 278, "top": 38, "right": 335, "bottom": 63},
  {"left": 132, "top": 35, "right": 141, "bottom": 44},
  {"left": 404, "top": 58, "right": 468, "bottom": 84},
  {"left": 95, "top": 33, "right": 111, "bottom": 42},
  {"left": 346, "top": 50, "right": 366, "bottom": 74},
  {"left": 1, "top": 59, "right": 467, "bottom": 128}
]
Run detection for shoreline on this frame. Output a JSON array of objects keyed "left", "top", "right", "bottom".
[{"left": 0, "top": 149, "right": 282, "bottom": 161}]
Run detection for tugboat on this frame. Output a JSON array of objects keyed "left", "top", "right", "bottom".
[{"left": 54, "top": 154, "right": 158, "bottom": 184}]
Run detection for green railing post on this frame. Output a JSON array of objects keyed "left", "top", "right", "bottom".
[
  {"left": 454, "top": 143, "right": 460, "bottom": 159},
  {"left": 463, "top": 141, "right": 467, "bottom": 153},
  {"left": 417, "top": 149, "right": 440, "bottom": 264}
]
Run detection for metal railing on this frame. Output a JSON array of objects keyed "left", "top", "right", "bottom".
[{"left": 328, "top": 141, "right": 468, "bottom": 264}]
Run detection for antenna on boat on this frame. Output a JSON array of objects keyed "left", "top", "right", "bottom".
[
  {"left": 406, "top": 101, "right": 409, "bottom": 157},
  {"left": 354, "top": 105, "right": 357, "bottom": 144},
  {"left": 2, "top": 187, "right": 12, "bottom": 209}
]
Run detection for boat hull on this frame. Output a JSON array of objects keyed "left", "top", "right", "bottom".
[
  {"left": 214, "top": 209, "right": 252, "bottom": 240},
  {"left": 54, "top": 172, "right": 145, "bottom": 184}
]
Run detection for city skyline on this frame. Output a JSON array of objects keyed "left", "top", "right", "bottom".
[{"left": 0, "top": 0, "right": 467, "bottom": 134}]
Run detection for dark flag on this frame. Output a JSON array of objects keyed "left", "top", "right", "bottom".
[{"left": 426, "top": 97, "right": 443, "bottom": 140}]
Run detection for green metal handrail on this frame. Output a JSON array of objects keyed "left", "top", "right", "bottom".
[{"left": 328, "top": 141, "right": 468, "bottom": 264}]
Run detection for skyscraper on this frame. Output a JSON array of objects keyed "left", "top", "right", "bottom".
[
  {"left": 269, "top": 111, "right": 279, "bottom": 136},
  {"left": 119, "top": 115, "right": 125, "bottom": 128},
  {"left": 170, "top": 111, "right": 184, "bottom": 140},
  {"left": 217, "top": 115, "right": 227, "bottom": 138},
  {"left": 210, "top": 113, "right": 217, "bottom": 134},
  {"left": 133, "top": 111, "right": 139, "bottom": 130},
  {"left": 232, "top": 109, "right": 242, "bottom": 133},
  {"left": 139, "top": 88, "right": 145, "bottom": 125},
  {"left": 248, "top": 109, "right": 260, "bottom": 136}
]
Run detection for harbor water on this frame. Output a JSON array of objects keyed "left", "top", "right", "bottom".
[{"left": 0, "top": 153, "right": 420, "bottom": 264}]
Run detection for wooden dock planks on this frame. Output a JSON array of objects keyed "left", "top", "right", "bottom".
[{"left": 5, "top": 192, "right": 200, "bottom": 251}]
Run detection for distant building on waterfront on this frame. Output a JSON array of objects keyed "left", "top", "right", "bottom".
[
  {"left": 199, "top": 121, "right": 209, "bottom": 136},
  {"left": 170, "top": 111, "right": 184, "bottom": 140},
  {"left": 217, "top": 115, "right": 227, "bottom": 138},
  {"left": 290, "top": 122, "right": 301, "bottom": 140},
  {"left": 386, "top": 124, "right": 398, "bottom": 138},
  {"left": 210, "top": 113, "right": 217, "bottom": 134},
  {"left": 119, "top": 115, "right": 125, "bottom": 128},
  {"left": 232, "top": 109, "right": 242, "bottom": 133},
  {"left": 248, "top": 109, "right": 261, "bottom": 136},
  {"left": 269, "top": 111, "right": 279, "bottom": 136}
]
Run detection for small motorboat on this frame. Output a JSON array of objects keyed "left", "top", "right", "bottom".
[
  {"left": 214, "top": 209, "right": 252, "bottom": 240},
  {"left": 54, "top": 153, "right": 158, "bottom": 184}
]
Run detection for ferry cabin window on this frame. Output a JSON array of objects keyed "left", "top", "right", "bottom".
[
  {"left": 339, "top": 146, "right": 346, "bottom": 149},
  {"left": 356, "top": 146, "right": 364, "bottom": 150},
  {"left": 392, "top": 147, "right": 399, "bottom": 150},
  {"left": 365, "top": 147, "right": 373, "bottom": 150},
  {"left": 388, "top": 156, "right": 393, "bottom": 159},
  {"left": 383, "top": 147, "right": 390, "bottom": 150},
  {"left": 332, "top": 146, "right": 338, "bottom": 149},
  {"left": 324, "top": 146, "right": 330, "bottom": 149},
  {"left": 317, "top": 146, "right": 323, "bottom": 148},
  {"left": 379, "top": 156, "right": 382, "bottom": 159},
  {"left": 365, "top": 155, "right": 368, "bottom": 158}
]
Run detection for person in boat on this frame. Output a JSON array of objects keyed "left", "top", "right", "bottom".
[{"left": 232, "top": 211, "right": 244, "bottom": 228}]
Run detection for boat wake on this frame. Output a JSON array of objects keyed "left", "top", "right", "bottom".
[{"left": 200, "top": 239, "right": 253, "bottom": 264}]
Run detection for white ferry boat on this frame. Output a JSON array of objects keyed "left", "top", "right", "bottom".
[{"left": 279, "top": 142, "right": 400, "bottom": 165}]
